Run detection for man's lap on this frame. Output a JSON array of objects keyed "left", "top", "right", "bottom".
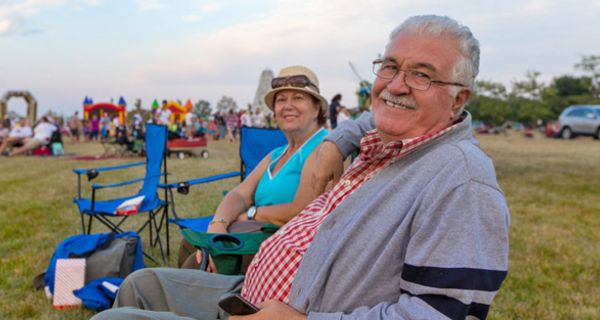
[{"left": 92, "top": 268, "right": 244, "bottom": 320}]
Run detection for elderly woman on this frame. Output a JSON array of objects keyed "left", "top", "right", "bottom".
[{"left": 179, "top": 65, "right": 329, "bottom": 270}]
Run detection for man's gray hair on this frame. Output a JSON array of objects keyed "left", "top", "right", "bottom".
[{"left": 389, "top": 15, "right": 480, "bottom": 89}]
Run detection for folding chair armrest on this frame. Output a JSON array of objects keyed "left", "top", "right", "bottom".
[
  {"left": 73, "top": 161, "right": 145, "bottom": 175},
  {"left": 159, "top": 171, "right": 240, "bottom": 221},
  {"left": 92, "top": 173, "right": 167, "bottom": 190},
  {"left": 158, "top": 171, "right": 241, "bottom": 190}
]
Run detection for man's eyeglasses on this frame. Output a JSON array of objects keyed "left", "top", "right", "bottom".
[
  {"left": 372, "top": 59, "right": 466, "bottom": 91},
  {"left": 271, "top": 75, "right": 320, "bottom": 93}
]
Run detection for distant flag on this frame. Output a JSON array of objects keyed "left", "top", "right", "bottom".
[
  {"left": 118, "top": 96, "right": 127, "bottom": 106},
  {"left": 152, "top": 99, "right": 159, "bottom": 109}
]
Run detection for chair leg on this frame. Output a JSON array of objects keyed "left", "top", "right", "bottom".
[
  {"left": 164, "top": 206, "right": 170, "bottom": 257},
  {"left": 149, "top": 210, "right": 166, "bottom": 262},
  {"left": 86, "top": 215, "right": 94, "bottom": 234},
  {"left": 80, "top": 214, "right": 86, "bottom": 234},
  {"left": 157, "top": 206, "right": 170, "bottom": 257}
]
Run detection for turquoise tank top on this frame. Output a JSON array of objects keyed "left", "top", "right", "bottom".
[{"left": 254, "top": 128, "right": 328, "bottom": 206}]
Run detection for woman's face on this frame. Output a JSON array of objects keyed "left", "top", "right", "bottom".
[{"left": 273, "top": 89, "right": 320, "bottom": 135}]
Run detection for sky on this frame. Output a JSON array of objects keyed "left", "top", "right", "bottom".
[{"left": 1, "top": 0, "right": 600, "bottom": 116}]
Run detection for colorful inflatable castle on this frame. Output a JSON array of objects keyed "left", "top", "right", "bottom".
[
  {"left": 151, "top": 98, "right": 193, "bottom": 123},
  {"left": 83, "top": 96, "right": 127, "bottom": 123}
]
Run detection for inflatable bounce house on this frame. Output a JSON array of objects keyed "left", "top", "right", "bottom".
[
  {"left": 356, "top": 80, "right": 372, "bottom": 112},
  {"left": 83, "top": 96, "right": 127, "bottom": 123},
  {"left": 151, "top": 98, "right": 193, "bottom": 123}
]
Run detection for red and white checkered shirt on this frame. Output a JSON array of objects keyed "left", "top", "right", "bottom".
[{"left": 241, "top": 124, "right": 458, "bottom": 305}]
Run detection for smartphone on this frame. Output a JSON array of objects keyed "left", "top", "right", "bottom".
[{"left": 218, "top": 293, "right": 259, "bottom": 315}]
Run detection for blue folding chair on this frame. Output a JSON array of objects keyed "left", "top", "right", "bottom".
[
  {"left": 73, "top": 124, "right": 169, "bottom": 262},
  {"left": 162, "top": 126, "right": 287, "bottom": 232}
]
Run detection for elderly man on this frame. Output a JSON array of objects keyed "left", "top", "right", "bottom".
[{"left": 94, "top": 15, "right": 508, "bottom": 320}]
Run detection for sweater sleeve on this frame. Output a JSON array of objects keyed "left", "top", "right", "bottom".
[
  {"left": 307, "top": 180, "right": 510, "bottom": 320},
  {"left": 324, "top": 112, "right": 374, "bottom": 158}
]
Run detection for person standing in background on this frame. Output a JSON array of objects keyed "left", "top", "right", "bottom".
[
  {"left": 328, "top": 93, "right": 342, "bottom": 129},
  {"left": 68, "top": 111, "right": 83, "bottom": 143}
]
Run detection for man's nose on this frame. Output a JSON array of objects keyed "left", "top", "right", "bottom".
[{"left": 387, "top": 71, "right": 411, "bottom": 95}]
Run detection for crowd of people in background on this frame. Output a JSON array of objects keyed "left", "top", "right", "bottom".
[
  {"left": 0, "top": 115, "right": 61, "bottom": 156},
  {"left": 0, "top": 93, "right": 357, "bottom": 156}
]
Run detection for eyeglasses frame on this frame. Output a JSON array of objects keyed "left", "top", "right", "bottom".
[{"left": 372, "top": 59, "right": 466, "bottom": 91}]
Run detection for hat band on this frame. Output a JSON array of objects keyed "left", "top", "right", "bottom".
[{"left": 271, "top": 75, "right": 320, "bottom": 93}]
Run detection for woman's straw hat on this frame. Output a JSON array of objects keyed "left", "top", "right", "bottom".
[{"left": 264, "top": 65, "right": 328, "bottom": 113}]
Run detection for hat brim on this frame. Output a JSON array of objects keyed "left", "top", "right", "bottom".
[{"left": 264, "top": 87, "right": 328, "bottom": 114}]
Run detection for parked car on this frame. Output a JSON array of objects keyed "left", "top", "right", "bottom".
[{"left": 558, "top": 105, "right": 600, "bottom": 139}]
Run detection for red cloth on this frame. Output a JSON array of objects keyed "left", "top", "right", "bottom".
[{"left": 33, "top": 146, "right": 52, "bottom": 156}]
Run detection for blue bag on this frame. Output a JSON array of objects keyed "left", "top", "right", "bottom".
[
  {"left": 37, "top": 232, "right": 144, "bottom": 295},
  {"left": 73, "top": 277, "right": 124, "bottom": 311}
]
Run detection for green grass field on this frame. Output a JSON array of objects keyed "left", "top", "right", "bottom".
[{"left": 0, "top": 132, "right": 599, "bottom": 319}]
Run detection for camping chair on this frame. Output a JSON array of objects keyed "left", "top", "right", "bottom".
[
  {"left": 73, "top": 123, "right": 169, "bottom": 262},
  {"left": 161, "top": 126, "right": 287, "bottom": 232}
]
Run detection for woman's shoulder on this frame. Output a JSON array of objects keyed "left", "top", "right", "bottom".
[{"left": 302, "top": 128, "right": 328, "bottom": 150}]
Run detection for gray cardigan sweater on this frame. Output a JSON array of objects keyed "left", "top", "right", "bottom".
[{"left": 288, "top": 112, "right": 510, "bottom": 320}]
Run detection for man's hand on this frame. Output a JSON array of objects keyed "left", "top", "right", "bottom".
[
  {"left": 230, "top": 300, "right": 307, "bottom": 320},
  {"left": 197, "top": 222, "right": 227, "bottom": 273},
  {"left": 310, "top": 141, "right": 344, "bottom": 197},
  {"left": 194, "top": 250, "right": 218, "bottom": 273}
]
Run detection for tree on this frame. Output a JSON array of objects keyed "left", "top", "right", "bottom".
[
  {"left": 507, "top": 71, "right": 552, "bottom": 124},
  {"left": 575, "top": 54, "right": 600, "bottom": 97},
  {"left": 511, "top": 70, "right": 544, "bottom": 101},
  {"left": 475, "top": 80, "right": 508, "bottom": 99},
  {"left": 552, "top": 75, "right": 591, "bottom": 97},
  {"left": 215, "top": 96, "right": 238, "bottom": 113},
  {"left": 193, "top": 99, "right": 211, "bottom": 116},
  {"left": 467, "top": 80, "right": 511, "bottom": 125}
]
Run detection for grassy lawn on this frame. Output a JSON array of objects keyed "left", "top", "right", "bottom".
[{"left": 1, "top": 132, "right": 599, "bottom": 319}]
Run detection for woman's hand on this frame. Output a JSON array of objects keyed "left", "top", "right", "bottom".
[{"left": 207, "top": 222, "right": 228, "bottom": 234}]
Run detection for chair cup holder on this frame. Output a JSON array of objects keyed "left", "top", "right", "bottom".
[
  {"left": 209, "top": 234, "right": 244, "bottom": 251},
  {"left": 177, "top": 182, "right": 190, "bottom": 195},
  {"left": 86, "top": 169, "right": 99, "bottom": 181}
]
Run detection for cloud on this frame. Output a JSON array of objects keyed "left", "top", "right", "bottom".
[
  {"left": 131, "top": 0, "right": 421, "bottom": 106},
  {"left": 138, "top": 0, "right": 401, "bottom": 83},
  {"left": 199, "top": 2, "right": 223, "bottom": 14},
  {"left": 0, "top": 0, "right": 68, "bottom": 35},
  {"left": 515, "top": 0, "right": 554, "bottom": 16},
  {"left": 182, "top": 15, "right": 201, "bottom": 22},
  {"left": 181, "top": 3, "right": 224, "bottom": 23},
  {"left": 135, "top": 0, "right": 164, "bottom": 11},
  {"left": 0, "top": 19, "right": 14, "bottom": 34}
]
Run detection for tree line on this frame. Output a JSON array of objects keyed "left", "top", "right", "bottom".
[{"left": 468, "top": 55, "right": 600, "bottom": 126}]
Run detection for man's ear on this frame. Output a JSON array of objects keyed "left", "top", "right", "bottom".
[{"left": 451, "top": 89, "right": 471, "bottom": 114}]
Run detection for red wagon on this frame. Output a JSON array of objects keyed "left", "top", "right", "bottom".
[{"left": 167, "top": 136, "right": 209, "bottom": 159}]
